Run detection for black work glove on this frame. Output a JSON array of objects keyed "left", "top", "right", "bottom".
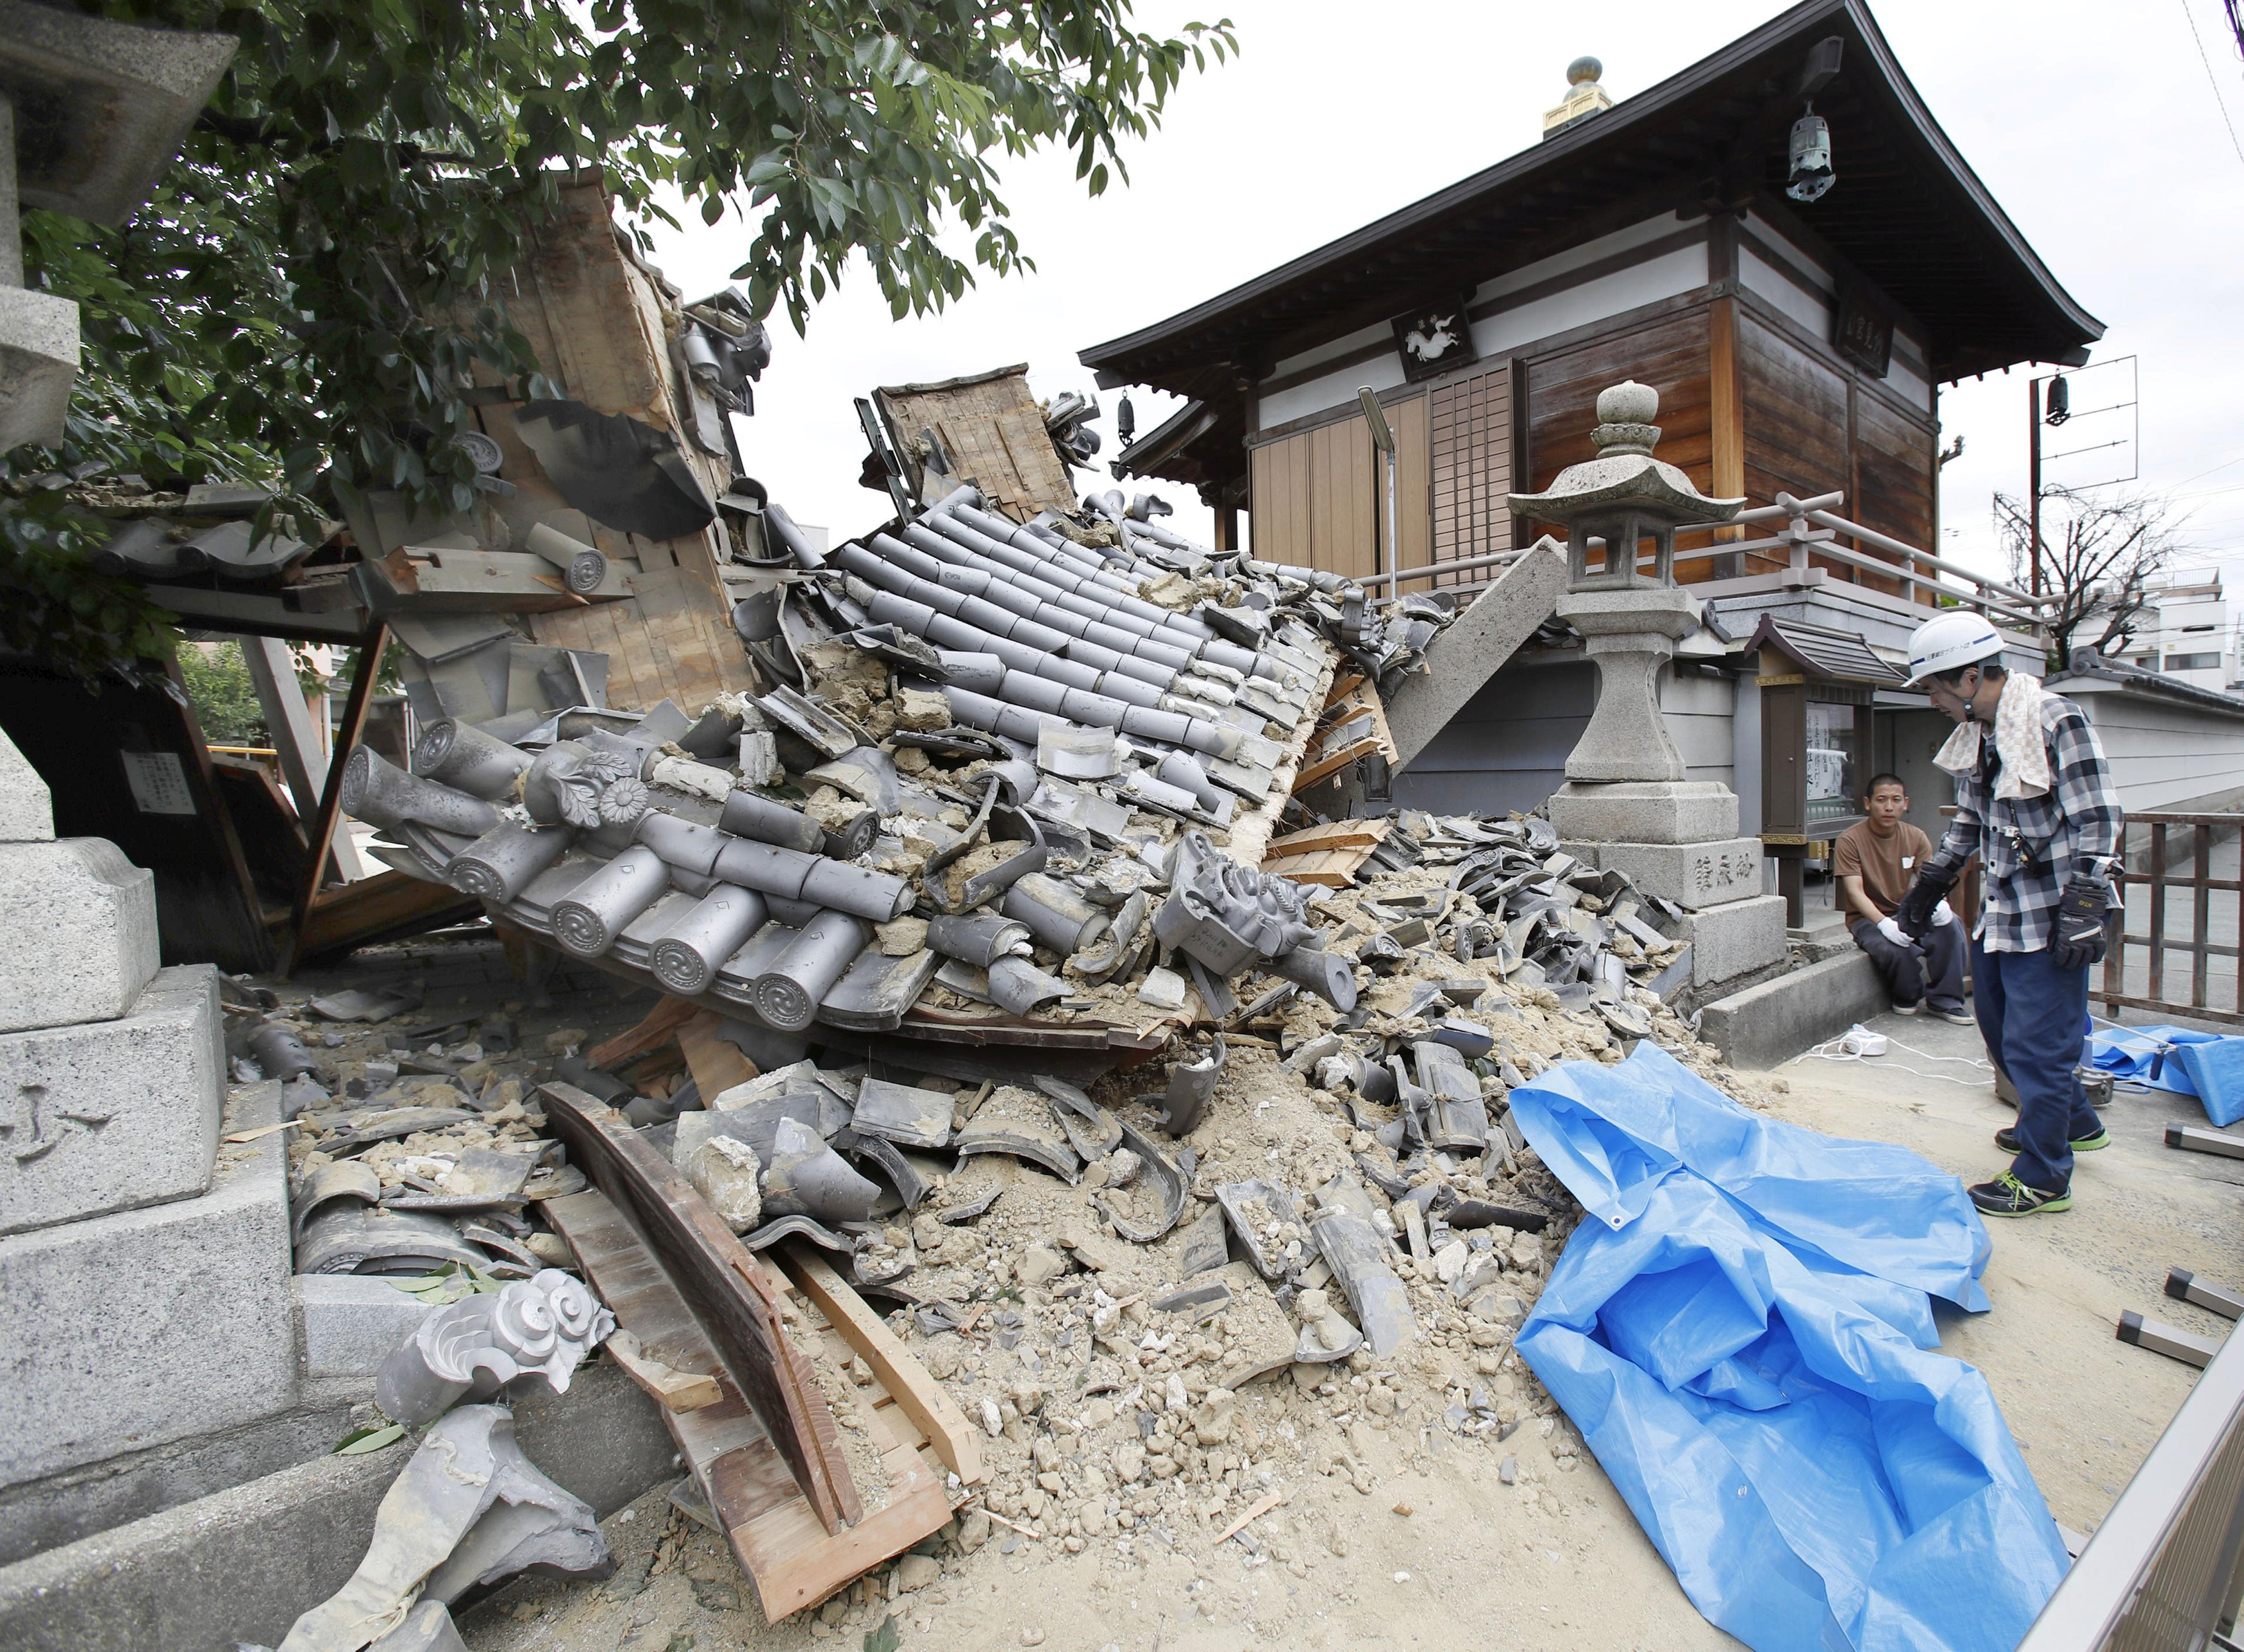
[
  {"left": 1893, "top": 864, "right": 1959, "bottom": 941},
  {"left": 2048, "top": 874, "right": 2112, "bottom": 970}
]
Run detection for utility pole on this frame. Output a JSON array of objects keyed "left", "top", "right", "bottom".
[{"left": 2027, "top": 375, "right": 2043, "bottom": 598}]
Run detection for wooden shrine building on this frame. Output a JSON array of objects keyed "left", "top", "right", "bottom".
[
  {"left": 1081, "top": 0, "right": 2158, "bottom": 894},
  {"left": 1084, "top": 0, "right": 2100, "bottom": 591}
]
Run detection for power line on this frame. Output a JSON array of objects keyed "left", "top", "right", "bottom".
[
  {"left": 2174, "top": 450, "right": 2244, "bottom": 489},
  {"left": 2184, "top": 0, "right": 2244, "bottom": 167}
]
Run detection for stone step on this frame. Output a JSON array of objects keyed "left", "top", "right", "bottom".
[
  {"left": 0, "top": 1365, "right": 673, "bottom": 1652},
  {"left": 0, "top": 837, "right": 158, "bottom": 1035},
  {"left": 0, "top": 1080, "right": 294, "bottom": 1491},
  {"left": 0, "top": 965, "right": 224, "bottom": 1239},
  {"left": 1696, "top": 950, "right": 1890, "bottom": 1069},
  {"left": 1676, "top": 894, "right": 1789, "bottom": 990},
  {"left": 0, "top": 1278, "right": 440, "bottom": 1567}
]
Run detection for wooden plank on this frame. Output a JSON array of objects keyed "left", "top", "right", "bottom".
[
  {"left": 1260, "top": 856, "right": 1357, "bottom": 889},
  {"left": 679, "top": 1008, "right": 759, "bottom": 1100},
  {"left": 546, "top": 1190, "right": 951, "bottom": 1621},
  {"left": 606, "top": 1326, "right": 724, "bottom": 1412},
  {"left": 1292, "top": 738, "right": 1381, "bottom": 790},
  {"left": 866, "top": 1392, "right": 931, "bottom": 1455},
  {"left": 1262, "top": 821, "right": 1390, "bottom": 856},
  {"left": 1387, "top": 391, "right": 1432, "bottom": 575},
  {"left": 540, "top": 1083, "right": 860, "bottom": 1533},
  {"left": 587, "top": 994, "right": 699, "bottom": 1071},
  {"left": 773, "top": 1243, "right": 984, "bottom": 1485},
  {"left": 1358, "top": 681, "right": 1398, "bottom": 760},
  {"left": 733, "top": 1444, "right": 953, "bottom": 1620},
  {"left": 295, "top": 871, "right": 480, "bottom": 962}
]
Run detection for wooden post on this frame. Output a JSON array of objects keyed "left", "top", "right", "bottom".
[
  {"left": 242, "top": 637, "right": 324, "bottom": 821},
  {"left": 1708, "top": 295, "right": 1745, "bottom": 576},
  {"left": 282, "top": 622, "right": 389, "bottom": 972},
  {"left": 2104, "top": 855, "right": 2127, "bottom": 1015},
  {"left": 2149, "top": 822, "right": 2168, "bottom": 1004},
  {"left": 2194, "top": 824, "right": 2212, "bottom": 1012}
]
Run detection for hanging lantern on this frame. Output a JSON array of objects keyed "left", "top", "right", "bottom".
[{"left": 1787, "top": 106, "right": 1834, "bottom": 203}]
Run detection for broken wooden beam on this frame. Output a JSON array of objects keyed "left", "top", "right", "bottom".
[
  {"left": 539, "top": 1081, "right": 858, "bottom": 1532},
  {"left": 546, "top": 1187, "right": 955, "bottom": 1619},
  {"left": 775, "top": 1241, "right": 984, "bottom": 1486},
  {"left": 1259, "top": 818, "right": 1394, "bottom": 887}
]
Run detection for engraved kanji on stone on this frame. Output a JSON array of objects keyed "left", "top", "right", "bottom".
[{"left": 2, "top": 1084, "right": 112, "bottom": 1165}]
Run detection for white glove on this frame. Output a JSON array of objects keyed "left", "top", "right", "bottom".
[
  {"left": 1930, "top": 899, "right": 1955, "bottom": 928},
  {"left": 1876, "top": 917, "right": 1909, "bottom": 947}
]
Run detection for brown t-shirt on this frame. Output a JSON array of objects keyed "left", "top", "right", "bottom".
[{"left": 1833, "top": 820, "right": 1933, "bottom": 917}]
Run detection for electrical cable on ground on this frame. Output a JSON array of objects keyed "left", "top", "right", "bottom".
[{"left": 1789, "top": 1023, "right": 1998, "bottom": 1085}]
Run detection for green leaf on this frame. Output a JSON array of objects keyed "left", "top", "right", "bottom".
[
  {"left": 864, "top": 1615, "right": 901, "bottom": 1652},
  {"left": 334, "top": 1423, "right": 406, "bottom": 1455},
  {"left": 3, "top": 0, "right": 1231, "bottom": 606}
]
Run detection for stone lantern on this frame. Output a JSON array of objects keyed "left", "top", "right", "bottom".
[
  {"left": 1507, "top": 381, "right": 1787, "bottom": 997},
  {"left": 0, "top": 3, "right": 237, "bottom": 451}
]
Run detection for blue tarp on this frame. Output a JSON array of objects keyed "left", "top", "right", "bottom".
[
  {"left": 2088, "top": 1024, "right": 2244, "bottom": 1125},
  {"left": 1511, "top": 1044, "right": 2068, "bottom": 1652}
]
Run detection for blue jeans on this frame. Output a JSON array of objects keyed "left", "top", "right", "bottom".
[
  {"left": 1848, "top": 916, "right": 1967, "bottom": 1008},
  {"left": 1972, "top": 938, "right": 2098, "bottom": 1192}
]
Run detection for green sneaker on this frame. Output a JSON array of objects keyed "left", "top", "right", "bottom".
[
  {"left": 1970, "top": 1172, "right": 2072, "bottom": 1217},
  {"left": 1994, "top": 1124, "right": 2111, "bottom": 1154}
]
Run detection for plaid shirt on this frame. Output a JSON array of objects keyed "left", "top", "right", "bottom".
[{"left": 1923, "top": 692, "right": 2123, "bottom": 953}]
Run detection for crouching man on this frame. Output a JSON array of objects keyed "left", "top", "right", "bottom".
[
  {"left": 1889, "top": 613, "right": 2122, "bottom": 1218},
  {"left": 1834, "top": 774, "right": 1971, "bottom": 1024}
]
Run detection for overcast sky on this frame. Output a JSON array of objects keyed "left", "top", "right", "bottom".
[{"left": 637, "top": 0, "right": 2244, "bottom": 595}]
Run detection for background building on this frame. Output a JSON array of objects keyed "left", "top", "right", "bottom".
[{"left": 2120, "top": 573, "right": 2239, "bottom": 694}]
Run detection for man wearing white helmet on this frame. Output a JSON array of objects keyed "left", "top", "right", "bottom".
[{"left": 1890, "top": 610, "right": 2122, "bottom": 1217}]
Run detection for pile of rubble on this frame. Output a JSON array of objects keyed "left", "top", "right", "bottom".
[
  {"left": 212, "top": 468, "right": 1766, "bottom": 1643},
  {"left": 225, "top": 802, "right": 1750, "bottom": 1645},
  {"left": 333, "top": 478, "right": 1694, "bottom": 1060}
]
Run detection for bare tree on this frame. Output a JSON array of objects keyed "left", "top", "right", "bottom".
[{"left": 1993, "top": 487, "right": 2184, "bottom": 672}]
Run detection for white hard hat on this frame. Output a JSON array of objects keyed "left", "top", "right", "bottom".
[{"left": 1904, "top": 612, "right": 2003, "bottom": 686}]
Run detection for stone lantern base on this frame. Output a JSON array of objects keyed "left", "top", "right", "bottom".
[
  {"left": 1550, "top": 784, "right": 1787, "bottom": 996},
  {"left": 1547, "top": 780, "right": 1738, "bottom": 846},
  {"left": 1551, "top": 778, "right": 1788, "bottom": 995}
]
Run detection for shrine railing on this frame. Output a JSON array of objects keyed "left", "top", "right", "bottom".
[
  {"left": 1354, "top": 490, "right": 2051, "bottom": 645},
  {"left": 2097, "top": 812, "right": 2244, "bottom": 1028}
]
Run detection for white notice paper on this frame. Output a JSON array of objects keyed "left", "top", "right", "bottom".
[{"left": 121, "top": 751, "right": 196, "bottom": 815}]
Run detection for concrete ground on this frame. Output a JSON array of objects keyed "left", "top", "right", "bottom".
[
  {"left": 445, "top": 998, "right": 2244, "bottom": 1652},
  {"left": 1761, "top": 1001, "right": 2244, "bottom": 1540}
]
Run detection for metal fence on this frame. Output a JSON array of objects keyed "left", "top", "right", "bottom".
[
  {"left": 2016, "top": 1319, "right": 2244, "bottom": 1651},
  {"left": 2098, "top": 813, "right": 2244, "bottom": 1028}
]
